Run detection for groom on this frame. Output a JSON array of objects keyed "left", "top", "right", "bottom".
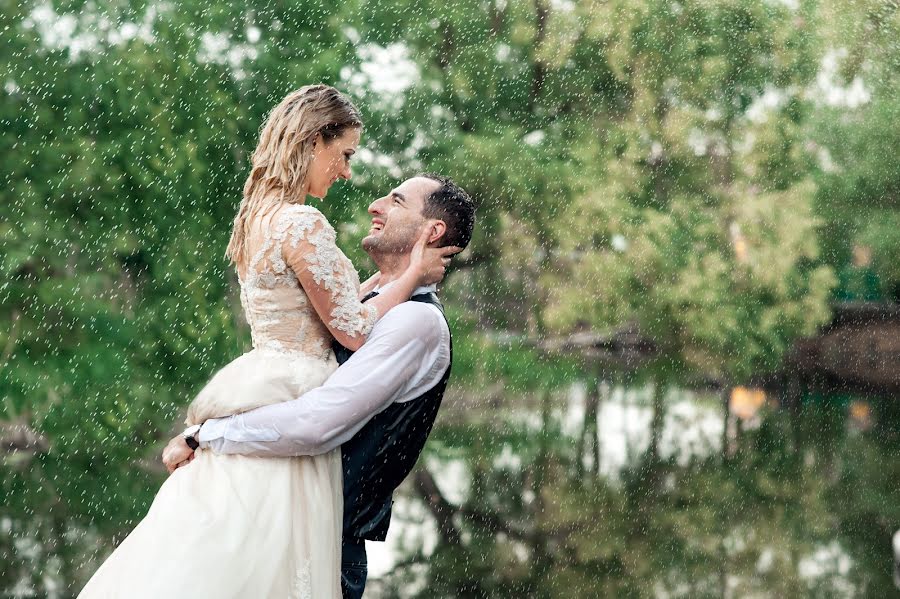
[{"left": 163, "top": 173, "right": 475, "bottom": 598}]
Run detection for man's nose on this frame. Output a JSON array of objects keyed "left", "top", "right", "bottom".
[{"left": 368, "top": 196, "right": 387, "bottom": 215}]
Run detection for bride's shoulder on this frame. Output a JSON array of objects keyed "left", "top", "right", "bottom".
[
  {"left": 274, "top": 203, "right": 334, "bottom": 232},
  {"left": 272, "top": 203, "right": 336, "bottom": 246},
  {"left": 276, "top": 202, "right": 327, "bottom": 221}
]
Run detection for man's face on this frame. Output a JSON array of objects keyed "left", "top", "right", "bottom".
[{"left": 363, "top": 177, "right": 440, "bottom": 254}]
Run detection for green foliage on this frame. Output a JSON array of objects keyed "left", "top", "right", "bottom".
[
  {"left": 810, "top": 0, "right": 900, "bottom": 297},
  {"left": 1, "top": 0, "right": 897, "bottom": 595},
  {"left": 540, "top": 1, "right": 838, "bottom": 385},
  {"left": 448, "top": 307, "right": 582, "bottom": 392}
]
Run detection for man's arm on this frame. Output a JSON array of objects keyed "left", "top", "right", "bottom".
[{"left": 195, "top": 302, "right": 449, "bottom": 458}]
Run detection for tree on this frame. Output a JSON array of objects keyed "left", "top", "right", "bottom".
[
  {"left": 810, "top": 0, "right": 900, "bottom": 298},
  {"left": 542, "top": 0, "right": 835, "bottom": 467}
]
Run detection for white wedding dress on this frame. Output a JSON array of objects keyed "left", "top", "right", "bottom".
[{"left": 78, "top": 204, "right": 377, "bottom": 598}]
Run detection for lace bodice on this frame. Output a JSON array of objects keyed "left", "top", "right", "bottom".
[
  {"left": 186, "top": 203, "right": 378, "bottom": 425},
  {"left": 238, "top": 203, "right": 378, "bottom": 361}
]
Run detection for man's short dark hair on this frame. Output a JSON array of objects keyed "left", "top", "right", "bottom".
[{"left": 418, "top": 173, "right": 476, "bottom": 249}]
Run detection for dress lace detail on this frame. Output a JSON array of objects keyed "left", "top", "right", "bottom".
[
  {"left": 185, "top": 203, "right": 375, "bottom": 425},
  {"left": 276, "top": 205, "right": 378, "bottom": 337},
  {"left": 240, "top": 204, "right": 376, "bottom": 353},
  {"left": 292, "top": 558, "right": 313, "bottom": 599}
]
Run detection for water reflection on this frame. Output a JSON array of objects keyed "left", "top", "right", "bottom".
[
  {"left": 1, "top": 384, "right": 896, "bottom": 597},
  {"left": 366, "top": 384, "right": 897, "bottom": 598}
]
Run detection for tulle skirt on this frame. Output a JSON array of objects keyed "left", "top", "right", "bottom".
[{"left": 78, "top": 349, "right": 342, "bottom": 598}]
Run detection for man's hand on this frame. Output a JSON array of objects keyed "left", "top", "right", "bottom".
[{"left": 162, "top": 435, "right": 196, "bottom": 473}]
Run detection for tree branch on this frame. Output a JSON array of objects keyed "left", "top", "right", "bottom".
[
  {"left": 438, "top": 20, "right": 454, "bottom": 71},
  {"left": 490, "top": 1, "right": 506, "bottom": 37},
  {"left": 0, "top": 310, "right": 21, "bottom": 377},
  {"left": 450, "top": 251, "right": 493, "bottom": 271},
  {"left": 531, "top": 0, "right": 550, "bottom": 107},
  {"left": 413, "top": 467, "right": 534, "bottom": 545},
  {"left": 1, "top": 417, "right": 49, "bottom": 455},
  {"left": 413, "top": 467, "right": 462, "bottom": 545}
]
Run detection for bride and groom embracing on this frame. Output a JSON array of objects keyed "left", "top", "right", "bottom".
[{"left": 78, "top": 85, "right": 476, "bottom": 598}]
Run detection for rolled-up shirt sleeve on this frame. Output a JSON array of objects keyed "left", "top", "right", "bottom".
[{"left": 197, "top": 301, "right": 450, "bottom": 457}]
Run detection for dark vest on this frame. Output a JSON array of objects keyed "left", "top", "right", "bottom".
[{"left": 334, "top": 292, "right": 452, "bottom": 542}]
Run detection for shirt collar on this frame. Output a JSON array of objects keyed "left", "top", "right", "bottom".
[{"left": 374, "top": 281, "right": 436, "bottom": 297}]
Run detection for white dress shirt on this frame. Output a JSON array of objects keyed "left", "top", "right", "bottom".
[{"left": 198, "top": 284, "right": 450, "bottom": 457}]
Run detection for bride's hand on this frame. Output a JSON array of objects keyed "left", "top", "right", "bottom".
[
  {"left": 409, "top": 223, "right": 461, "bottom": 286},
  {"left": 162, "top": 435, "right": 195, "bottom": 473}
]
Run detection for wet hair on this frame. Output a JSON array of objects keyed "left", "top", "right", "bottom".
[
  {"left": 417, "top": 173, "right": 476, "bottom": 249},
  {"left": 226, "top": 85, "right": 362, "bottom": 267}
]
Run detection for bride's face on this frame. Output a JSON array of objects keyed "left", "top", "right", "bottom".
[{"left": 305, "top": 127, "right": 360, "bottom": 199}]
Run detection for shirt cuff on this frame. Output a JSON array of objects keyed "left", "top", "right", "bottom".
[{"left": 197, "top": 416, "right": 229, "bottom": 448}]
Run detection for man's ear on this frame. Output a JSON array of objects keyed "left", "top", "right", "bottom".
[{"left": 428, "top": 220, "right": 447, "bottom": 245}]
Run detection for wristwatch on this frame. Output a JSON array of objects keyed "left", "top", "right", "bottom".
[{"left": 183, "top": 424, "right": 202, "bottom": 450}]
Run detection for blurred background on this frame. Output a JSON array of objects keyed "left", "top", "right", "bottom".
[{"left": 1, "top": 0, "right": 898, "bottom": 596}]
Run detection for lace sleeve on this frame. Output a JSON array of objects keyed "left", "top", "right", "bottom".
[{"left": 276, "top": 205, "right": 378, "bottom": 346}]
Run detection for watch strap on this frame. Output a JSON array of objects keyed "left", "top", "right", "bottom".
[{"left": 183, "top": 424, "right": 202, "bottom": 450}]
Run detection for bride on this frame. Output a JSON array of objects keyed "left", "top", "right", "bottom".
[{"left": 78, "top": 85, "right": 453, "bottom": 598}]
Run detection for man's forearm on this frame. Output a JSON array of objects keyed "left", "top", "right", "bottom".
[
  {"left": 197, "top": 406, "right": 352, "bottom": 457},
  {"left": 202, "top": 435, "right": 326, "bottom": 457},
  {"left": 197, "top": 301, "right": 448, "bottom": 458},
  {"left": 197, "top": 369, "right": 411, "bottom": 458}
]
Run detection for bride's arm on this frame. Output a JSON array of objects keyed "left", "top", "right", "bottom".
[{"left": 280, "top": 208, "right": 449, "bottom": 351}]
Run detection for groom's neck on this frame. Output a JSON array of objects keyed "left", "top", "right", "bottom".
[{"left": 371, "top": 253, "right": 410, "bottom": 287}]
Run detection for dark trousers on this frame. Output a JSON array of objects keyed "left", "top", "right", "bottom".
[{"left": 341, "top": 537, "right": 368, "bottom": 599}]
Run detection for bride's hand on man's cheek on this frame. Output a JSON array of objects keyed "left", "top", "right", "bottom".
[{"left": 413, "top": 225, "right": 461, "bottom": 285}]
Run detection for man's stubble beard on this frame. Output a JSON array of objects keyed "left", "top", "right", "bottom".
[{"left": 362, "top": 218, "right": 423, "bottom": 260}]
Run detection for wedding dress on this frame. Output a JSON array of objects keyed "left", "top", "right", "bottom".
[{"left": 78, "top": 203, "right": 377, "bottom": 598}]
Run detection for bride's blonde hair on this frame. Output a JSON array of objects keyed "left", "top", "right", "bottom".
[{"left": 226, "top": 84, "right": 362, "bottom": 268}]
